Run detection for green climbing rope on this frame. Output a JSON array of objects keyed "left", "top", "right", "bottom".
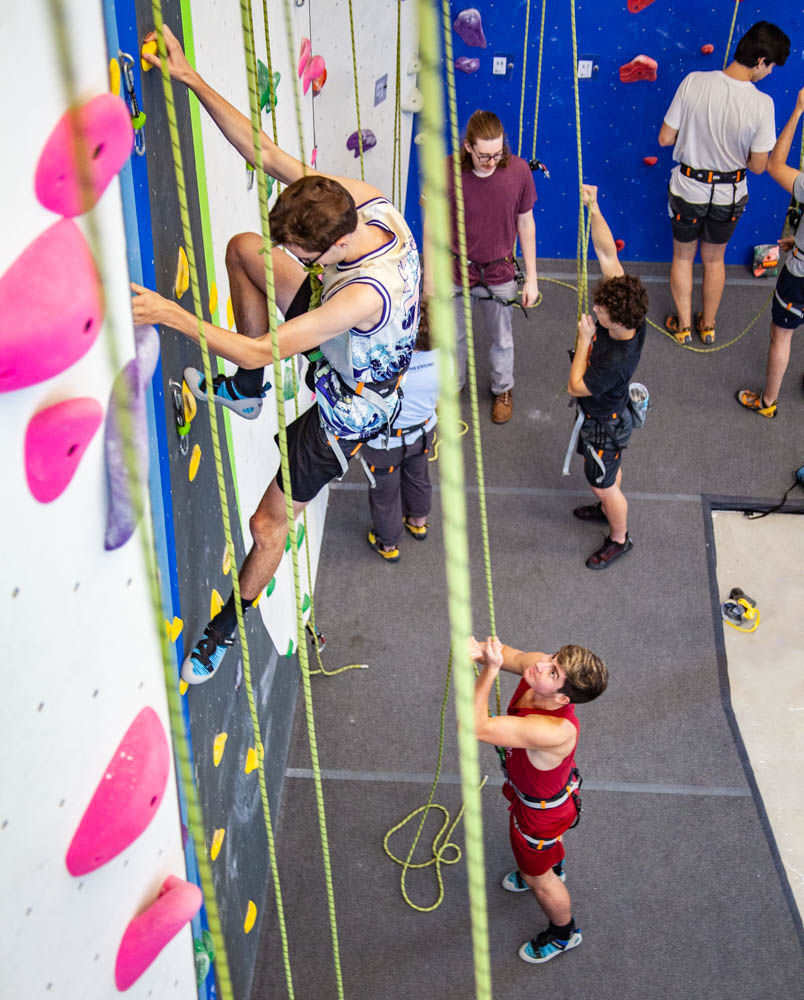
[
  {"left": 347, "top": 0, "right": 365, "bottom": 178},
  {"left": 531, "top": 0, "right": 548, "bottom": 162},
  {"left": 516, "top": 0, "right": 531, "bottom": 158},
  {"left": 723, "top": 0, "right": 741, "bottom": 70}
]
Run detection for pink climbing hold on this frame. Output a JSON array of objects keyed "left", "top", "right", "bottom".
[
  {"left": 615, "top": 239, "right": 626, "bottom": 252},
  {"left": 453, "top": 9, "right": 487, "bottom": 49},
  {"left": 35, "top": 94, "right": 134, "bottom": 217},
  {"left": 700, "top": 44, "right": 714, "bottom": 55},
  {"left": 297, "top": 37, "right": 311, "bottom": 78},
  {"left": 25, "top": 397, "right": 103, "bottom": 503},
  {"left": 65, "top": 707, "right": 169, "bottom": 876},
  {"left": 115, "top": 875, "right": 203, "bottom": 991},
  {"left": 0, "top": 219, "right": 104, "bottom": 393},
  {"left": 303, "top": 55, "right": 326, "bottom": 96},
  {"left": 627, "top": 0, "right": 657, "bottom": 11},
  {"left": 455, "top": 57, "right": 480, "bottom": 74},
  {"left": 619, "top": 55, "right": 658, "bottom": 83},
  {"left": 643, "top": 156, "right": 658, "bottom": 166}
]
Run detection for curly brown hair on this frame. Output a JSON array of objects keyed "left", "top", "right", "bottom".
[
  {"left": 269, "top": 175, "right": 358, "bottom": 253},
  {"left": 556, "top": 645, "right": 608, "bottom": 704},
  {"left": 593, "top": 275, "right": 649, "bottom": 330},
  {"left": 460, "top": 110, "right": 511, "bottom": 172}
]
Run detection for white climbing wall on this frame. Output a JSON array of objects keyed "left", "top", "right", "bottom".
[{"left": 0, "top": 3, "right": 195, "bottom": 998}]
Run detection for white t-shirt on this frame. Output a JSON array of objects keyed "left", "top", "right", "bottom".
[{"left": 664, "top": 71, "right": 776, "bottom": 205}]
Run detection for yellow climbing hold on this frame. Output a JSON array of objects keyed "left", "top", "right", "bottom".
[
  {"left": 179, "top": 679, "right": 189, "bottom": 696},
  {"left": 213, "top": 732, "right": 228, "bottom": 767},
  {"left": 222, "top": 546, "right": 231, "bottom": 576},
  {"left": 251, "top": 595, "right": 261, "bottom": 608},
  {"left": 182, "top": 380, "right": 197, "bottom": 423},
  {"left": 208, "top": 282, "right": 218, "bottom": 317},
  {"left": 189, "top": 443, "right": 201, "bottom": 481},
  {"left": 141, "top": 39, "right": 158, "bottom": 72},
  {"left": 210, "top": 828, "right": 225, "bottom": 861},
  {"left": 109, "top": 58, "right": 121, "bottom": 96},
  {"left": 209, "top": 589, "right": 223, "bottom": 619},
  {"left": 164, "top": 616, "right": 183, "bottom": 643},
  {"left": 245, "top": 747, "right": 259, "bottom": 774},
  {"left": 226, "top": 296, "right": 235, "bottom": 329},
  {"left": 244, "top": 900, "right": 257, "bottom": 934},
  {"left": 175, "top": 246, "right": 189, "bottom": 299}
]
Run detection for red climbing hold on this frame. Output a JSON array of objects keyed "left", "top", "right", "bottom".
[
  {"left": 615, "top": 239, "right": 626, "bottom": 252},
  {"left": 115, "top": 875, "right": 203, "bottom": 990},
  {"left": 619, "top": 55, "right": 658, "bottom": 83},
  {"left": 65, "top": 707, "right": 169, "bottom": 876},
  {"left": 700, "top": 44, "right": 714, "bottom": 55},
  {"left": 643, "top": 156, "right": 658, "bottom": 166},
  {"left": 627, "top": 0, "right": 657, "bottom": 11},
  {"left": 25, "top": 397, "right": 103, "bottom": 503}
]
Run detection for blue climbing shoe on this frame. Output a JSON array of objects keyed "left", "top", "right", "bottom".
[
  {"left": 502, "top": 863, "right": 565, "bottom": 892},
  {"left": 181, "top": 625, "right": 235, "bottom": 685},
  {"left": 518, "top": 927, "right": 582, "bottom": 964},
  {"left": 184, "top": 367, "right": 266, "bottom": 420}
]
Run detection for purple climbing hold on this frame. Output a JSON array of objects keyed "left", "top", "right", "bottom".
[
  {"left": 104, "top": 324, "right": 160, "bottom": 550},
  {"left": 454, "top": 9, "right": 487, "bottom": 49},
  {"left": 346, "top": 129, "right": 377, "bottom": 158},
  {"left": 455, "top": 57, "right": 480, "bottom": 74}
]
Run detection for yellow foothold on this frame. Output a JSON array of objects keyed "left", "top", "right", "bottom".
[
  {"left": 179, "top": 679, "right": 189, "bottom": 696},
  {"left": 210, "top": 828, "right": 225, "bottom": 861},
  {"left": 109, "top": 58, "right": 121, "bottom": 95},
  {"left": 251, "top": 595, "right": 260, "bottom": 608},
  {"left": 141, "top": 39, "right": 158, "bottom": 72},
  {"left": 245, "top": 747, "right": 259, "bottom": 774},
  {"left": 181, "top": 380, "right": 197, "bottom": 423},
  {"left": 175, "top": 246, "right": 189, "bottom": 299},
  {"left": 189, "top": 443, "right": 201, "bottom": 481},
  {"left": 209, "top": 589, "right": 223, "bottom": 619},
  {"left": 244, "top": 900, "right": 257, "bottom": 934},
  {"left": 222, "top": 546, "right": 231, "bottom": 576},
  {"left": 166, "top": 617, "right": 183, "bottom": 643},
  {"left": 213, "top": 732, "right": 228, "bottom": 767},
  {"left": 226, "top": 296, "right": 235, "bottom": 329},
  {"left": 208, "top": 282, "right": 218, "bottom": 317}
]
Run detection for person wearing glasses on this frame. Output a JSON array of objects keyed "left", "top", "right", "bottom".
[
  {"left": 443, "top": 110, "right": 539, "bottom": 424},
  {"left": 130, "top": 24, "right": 420, "bottom": 685}
]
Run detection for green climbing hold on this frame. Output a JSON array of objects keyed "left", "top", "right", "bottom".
[
  {"left": 296, "top": 523, "right": 305, "bottom": 549},
  {"left": 284, "top": 535, "right": 291, "bottom": 553},
  {"left": 285, "top": 638, "right": 295, "bottom": 657},
  {"left": 202, "top": 929, "right": 214, "bottom": 961},
  {"left": 257, "top": 61, "right": 281, "bottom": 113},
  {"left": 265, "top": 577, "right": 276, "bottom": 598},
  {"left": 194, "top": 938, "right": 211, "bottom": 986},
  {"left": 282, "top": 363, "right": 296, "bottom": 400},
  {"left": 301, "top": 593, "right": 311, "bottom": 613}
]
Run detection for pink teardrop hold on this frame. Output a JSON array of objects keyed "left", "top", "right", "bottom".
[
  {"left": 25, "top": 397, "right": 103, "bottom": 503},
  {"left": 34, "top": 94, "right": 134, "bottom": 217},
  {"left": 65, "top": 707, "right": 169, "bottom": 877},
  {"left": 115, "top": 875, "right": 203, "bottom": 991},
  {"left": 0, "top": 219, "right": 104, "bottom": 393}
]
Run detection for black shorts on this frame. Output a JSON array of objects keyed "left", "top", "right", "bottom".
[
  {"left": 771, "top": 265, "right": 804, "bottom": 330},
  {"left": 668, "top": 189, "right": 748, "bottom": 245},
  {"left": 577, "top": 410, "right": 633, "bottom": 489}
]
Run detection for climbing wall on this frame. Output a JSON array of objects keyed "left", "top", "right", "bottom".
[
  {"left": 406, "top": 1, "right": 804, "bottom": 265},
  {"left": 0, "top": 2, "right": 196, "bottom": 998}
]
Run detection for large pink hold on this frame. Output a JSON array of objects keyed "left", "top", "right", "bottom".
[
  {"left": 35, "top": 94, "right": 134, "bottom": 217},
  {"left": 25, "top": 397, "right": 103, "bottom": 503},
  {"left": 115, "top": 875, "right": 203, "bottom": 991},
  {"left": 65, "top": 707, "right": 169, "bottom": 876},
  {"left": 0, "top": 219, "right": 104, "bottom": 393}
]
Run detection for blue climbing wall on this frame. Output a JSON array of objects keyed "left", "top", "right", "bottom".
[{"left": 406, "top": 1, "right": 804, "bottom": 266}]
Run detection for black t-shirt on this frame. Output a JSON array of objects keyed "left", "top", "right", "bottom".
[{"left": 580, "top": 320, "right": 646, "bottom": 418}]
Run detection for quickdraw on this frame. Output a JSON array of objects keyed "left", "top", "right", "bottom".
[{"left": 119, "top": 51, "right": 146, "bottom": 156}]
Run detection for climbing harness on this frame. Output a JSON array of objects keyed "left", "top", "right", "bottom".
[
  {"left": 676, "top": 162, "right": 745, "bottom": 219},
  {"left": 774, "top": 287, "right": 804, "bottom": 321},
  {"left": 721, "top": 588, "right": 760, "bottom": 633},
  {"left": 119, "top": 51, "right": 147, "bottom": 155},
  {"left": 505, "top": 765, "right": 582, "bottom": 817},
  {"left": 452, "top": 255, "right": 531, "bottom": 316}
]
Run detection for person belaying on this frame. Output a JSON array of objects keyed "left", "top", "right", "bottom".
[
  {"left": 131, "top": 24, "right": 420, "bottom": 685},
  {"left": 568, "top": 185, "right": 649, "bottom": 570},
  {"left": 427, "top": 110, "right": 539, "bottom": 424},
  {"left": 658, "top": 20, "right": 790, "bottom": 346},
  {"left": 470, "top": 635, "right": 608, "bottom": 965}
]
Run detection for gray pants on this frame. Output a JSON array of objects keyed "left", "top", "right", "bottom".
[
  {"left": 362, "top": 431, "right": 432, "bottom": 547},
  {"left": 453, "top": 280, "right": 518, "bottom": 395}
]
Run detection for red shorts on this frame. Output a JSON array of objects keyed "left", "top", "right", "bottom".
[{"left": 509, "top": 814, "right": 567, "bottom": 877}]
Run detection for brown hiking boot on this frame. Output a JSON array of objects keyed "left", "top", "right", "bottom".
[{"left": 492, "top": 390, "right": 513, "bottom": 423}]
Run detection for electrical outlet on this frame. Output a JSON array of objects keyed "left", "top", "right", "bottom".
[
  {"left": 492, "top": 55, "right": 507, "bottom": 76},
  {"left": 577, "top": 59, "right": 593, "bottom": 79},
  {"left": 374, "top": 74, "right": 388, "bottom": 105}
]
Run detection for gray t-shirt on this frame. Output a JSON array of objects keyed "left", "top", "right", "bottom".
[
  {"left": 786, "top": 173, "right": 804, "bottom": 278},
  {"left": 664, "top": 71, "right": 776, "bottom": 205}
]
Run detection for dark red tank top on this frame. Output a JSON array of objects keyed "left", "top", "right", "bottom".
[{"left": 503, "top": 678, "right": 580, "bottom": 837}]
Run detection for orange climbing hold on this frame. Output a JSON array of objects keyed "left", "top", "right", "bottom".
[
  {"left": 615, "top": 239, "right": 626, "bottom": 252},
  {"left": 627, "top": 0, "right": 657, "bottom": 11},
  {"left": 643, "top": 156, "right": 658, "bottom": 166},
  {"left": 619, "top": 55, "right": 658, "bottom": 83},
  {"left": 700, "top": 44, "right": 714, "bottom": 55}
]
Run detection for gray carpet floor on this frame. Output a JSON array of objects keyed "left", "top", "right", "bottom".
[{"left": 251, "top": 262, "right": 804, "bottom": 1000}]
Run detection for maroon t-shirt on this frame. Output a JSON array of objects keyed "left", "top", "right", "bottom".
[{"left": 447, "top": 154, "right": 536, "bottom": 286}]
